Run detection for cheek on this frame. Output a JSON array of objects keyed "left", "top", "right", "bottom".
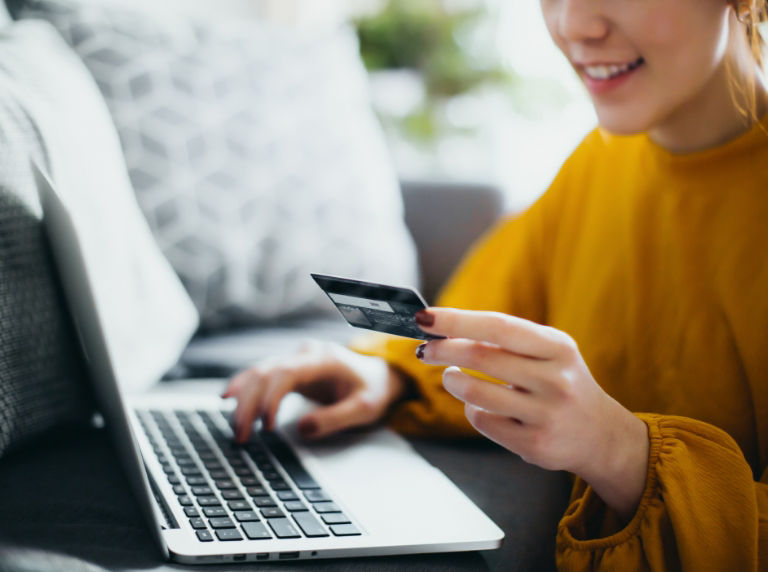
[
  {"left": 539, "top": 1, "right": 566, "bottom": 56},
  {"left": 639, "top": 4, "right": 729, "bottom": 72}
]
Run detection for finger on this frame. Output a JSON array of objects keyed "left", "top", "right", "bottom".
[
  {"left": 222, "top": 368, "right": 255, "bottom": 398},
  {"left": 417, "top": 308, "right": 571, "bottom": 360},
  {"left": 233, "top": 374, "right": 271, "bottom": 442},
  {"left": 260, "top": 370, "right": 303, "bottom": 433},
  {"left": 442, "top": 367, "right": 542, "bottom": 424},
  {"left": 420, "top": 338, "right": 554, "bottom": 393},
  {"left": 297, "top": 394, "right": 376, "bottom": 440},
  {"left": 260, "top": 357, "right": 337, "bottom": 431},
  {"left": 463, "top": 404, "right": 540, "bottom": 463}
]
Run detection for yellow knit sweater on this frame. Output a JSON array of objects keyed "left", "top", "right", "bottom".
[{"left": 351, "top": 119, "right": 768, "bottom": 570}]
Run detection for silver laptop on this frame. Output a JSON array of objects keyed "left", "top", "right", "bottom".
[{"left": 34, "top": 163, "right": 504, "bottom": 565}]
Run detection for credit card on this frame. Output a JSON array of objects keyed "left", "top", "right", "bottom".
[{"left": 311, "top": 273, "right": 444, "bottom": 340}]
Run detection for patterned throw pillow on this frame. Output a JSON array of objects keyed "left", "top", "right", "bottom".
[
  {"left": 16, "top": 0, "right": 420, "bottom": 330},
  {"left": 0, "top": 17, "right": 199, "bottom": 462}
]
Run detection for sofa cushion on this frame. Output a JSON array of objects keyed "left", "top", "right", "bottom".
[
  {"left": 15, "top": 0, "right": 420, "bottom": 330},
  {"left": 0, "top": 19, "right": 199, "bottom": 461},
  {"left": 0, "top": 23, "right": 95, "bottom": 458}
]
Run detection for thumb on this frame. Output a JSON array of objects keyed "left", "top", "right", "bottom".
[{"left": 297, "top": 395, "right": 374, "bottom": 440}]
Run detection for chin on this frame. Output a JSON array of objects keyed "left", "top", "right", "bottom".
[{"left": 593, "top": 107, "right": 654, "bottom": 137}]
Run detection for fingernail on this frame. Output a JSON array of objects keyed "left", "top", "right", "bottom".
[
  {"left": 415, "top": 343, "right": 426, "bottom": 360},
  {"left": 414, "top": 310, "right": 434, "bottom": 327},
  {"left": 442, "top": 367, "right": 459, "bottom": 390},
  {"left": 298, "top": 418, "right": 318, "bottom": 438}
]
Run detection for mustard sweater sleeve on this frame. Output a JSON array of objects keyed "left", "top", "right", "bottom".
[
  {"left": 556, "top": 414, "right": 768, "bottom": 571},
  {"left": 349, "top": 187, "right": 555, "bottom": 437}
]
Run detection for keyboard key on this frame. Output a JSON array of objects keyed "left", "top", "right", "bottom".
[
  {"left": 186, "top": 476, "right": 207, "bottom": 486},
  {"left": 252, "top": 497, "right": 276, "bottom": 508},
  {"left": 210, "top": 470, "right": 229, "bottom": 480},
  {"left": 246, "top": 486, "right": 268, "bottom": 497},
  {"left": 292, "top": 512, "right": 329, "bottom": 537},
  {"left": 203, "top": 461, "right": 224, "bottom": 472},
  {"left": 189, "top": 518, "right": 206, "bottom": 530},
  {"left": 208, "top": 517, "right": 235, "bottom": 529},
  {"left": 172, "top": 485, "right": 186, "bottom": 495},
  {"left": 196, "top": 530, "right": 213, "bottom": 542},
  {"left": 203, "top": 507, "right": 228, "bottom": 517},
  {"left": 234, "top": 510, "right": 260, "bottom": 522},
  {"left": 240, "top": 477, "right": 260, "bottom": 486},
  {"left": 253, "top": 458, "right": 271, "bottom": 468},
  {"left": 242, "top": 521, "right": 271, "bottom": 540},
  {"left": 269, "top": 481, "right": 291, "bottom": 491},
  {"left": 260, "top": 432, "right": 320, "bottom": 490},
  {"left": 215, "top": 480, "right": 236, "bottom": 490},
  {"left": 313, "top": 502, "right": 340, "bottom": 513},
  {"left": 261, "top": 508, "right": 285, "bottom": 519},
  {"left": 330, "top": 524, "right": 361, "bottom": 537},
  {"left": 190, "top": 486, "right": 213, "bottom": 496},
  {"left": 304, "top": 490, "right": 331, "bottom": 503},
  {"left": 276, "top": 491, "right": 298, "bottom": 501},
  {"left": 177, "top": 496, "right": 193, "bottom": 507},
  {"left": 228, "top": 500, "right": 251, "bottom": 511},
  {"left": 222, "top": 490, "right": 244, "bottom": 501},
  {"left": 184, "top": 507, "right": 200, "bottom": 518},
  {"left": 215, "top": 528, "right": 243, "bottom": 541},
  {"left": 284, "top": 501, "right": 308, "bottom": 512},
  {"left": 321, "top": 513, "right": 351, "bottom": 525},
  {"left": 197, "top": 496, "right": 221, "bottom": 507},
  {"left": 267, "top": 518, "right": 300, "bottom": 539}
]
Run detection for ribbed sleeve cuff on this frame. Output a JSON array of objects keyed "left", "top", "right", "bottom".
[{"left": 557, "top": 413, "right": 663, "bottom": 551}]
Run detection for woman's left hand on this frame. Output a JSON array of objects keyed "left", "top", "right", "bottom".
[{"left": 415, "top": 307, "right": 650, "bottom": 520}]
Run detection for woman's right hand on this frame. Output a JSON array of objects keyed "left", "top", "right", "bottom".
[{"left": 221, "top": 341, "right": 408, "bottom": 443}]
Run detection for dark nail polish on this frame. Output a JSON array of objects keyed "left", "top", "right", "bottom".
[
  {"left": 414, "top": 310, "right": 434, "bottom": 327},
  {"left": 415, "top": 343, "right": 426, "bottom": 360}
]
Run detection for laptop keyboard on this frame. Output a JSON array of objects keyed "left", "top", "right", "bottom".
[{"left": 136, "top": 409, "right": 361, "bottom": 543}]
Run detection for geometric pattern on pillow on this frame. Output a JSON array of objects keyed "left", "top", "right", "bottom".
[
  {"left": 2, "top": 16, "right": 199, "bottom": 400},
  {"left": 18, "top": 0, "right": 420, "bottom": 330}
]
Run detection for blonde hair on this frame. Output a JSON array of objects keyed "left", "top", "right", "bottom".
[{"left": 730, "top": 0, "right": 768, "bottom": 121}]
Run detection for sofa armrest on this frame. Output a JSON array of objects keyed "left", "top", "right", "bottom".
[{"left": 400, "top": 179, "right": 504, "bottom": 304}]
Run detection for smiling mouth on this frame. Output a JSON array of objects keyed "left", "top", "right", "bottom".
[{"left": 583, "top": 57, "right": 645, "bottom": 80}]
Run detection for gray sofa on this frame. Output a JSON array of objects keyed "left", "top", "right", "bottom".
[{"left": 0, "top": 3, "right": 573, "bottom": 571}]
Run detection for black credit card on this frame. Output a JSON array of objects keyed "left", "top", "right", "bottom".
[{"left": 311, "top": 273, "right": 444, "bottom": 340}]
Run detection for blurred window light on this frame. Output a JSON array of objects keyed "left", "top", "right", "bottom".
[{"left": 349, "top": 0, "right": 596, "bottom": 211}]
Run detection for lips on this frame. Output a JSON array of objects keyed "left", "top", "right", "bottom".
[{"left": 582, "top": 57, "right": 645, "bottom": 81}]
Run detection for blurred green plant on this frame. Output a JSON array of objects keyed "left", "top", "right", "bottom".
[{"left": 354, "top": 0, "right": 514, "bottom": 141}]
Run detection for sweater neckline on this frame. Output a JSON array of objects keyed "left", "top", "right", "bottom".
[{"left": 604, "top": 112, "right": 768, "bottom": 170}]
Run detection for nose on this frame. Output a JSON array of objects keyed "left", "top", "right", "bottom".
[{"left": 556, "top": 0, "right": 609, "bottom": 43}]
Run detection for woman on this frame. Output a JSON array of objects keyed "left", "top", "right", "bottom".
[{"left": 224, "top": 1, "right": 768, "bottom": 568}]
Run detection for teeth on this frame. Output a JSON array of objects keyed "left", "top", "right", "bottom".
[{"left": 584, "top": 58, "right": 642, "bottom": 80}]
